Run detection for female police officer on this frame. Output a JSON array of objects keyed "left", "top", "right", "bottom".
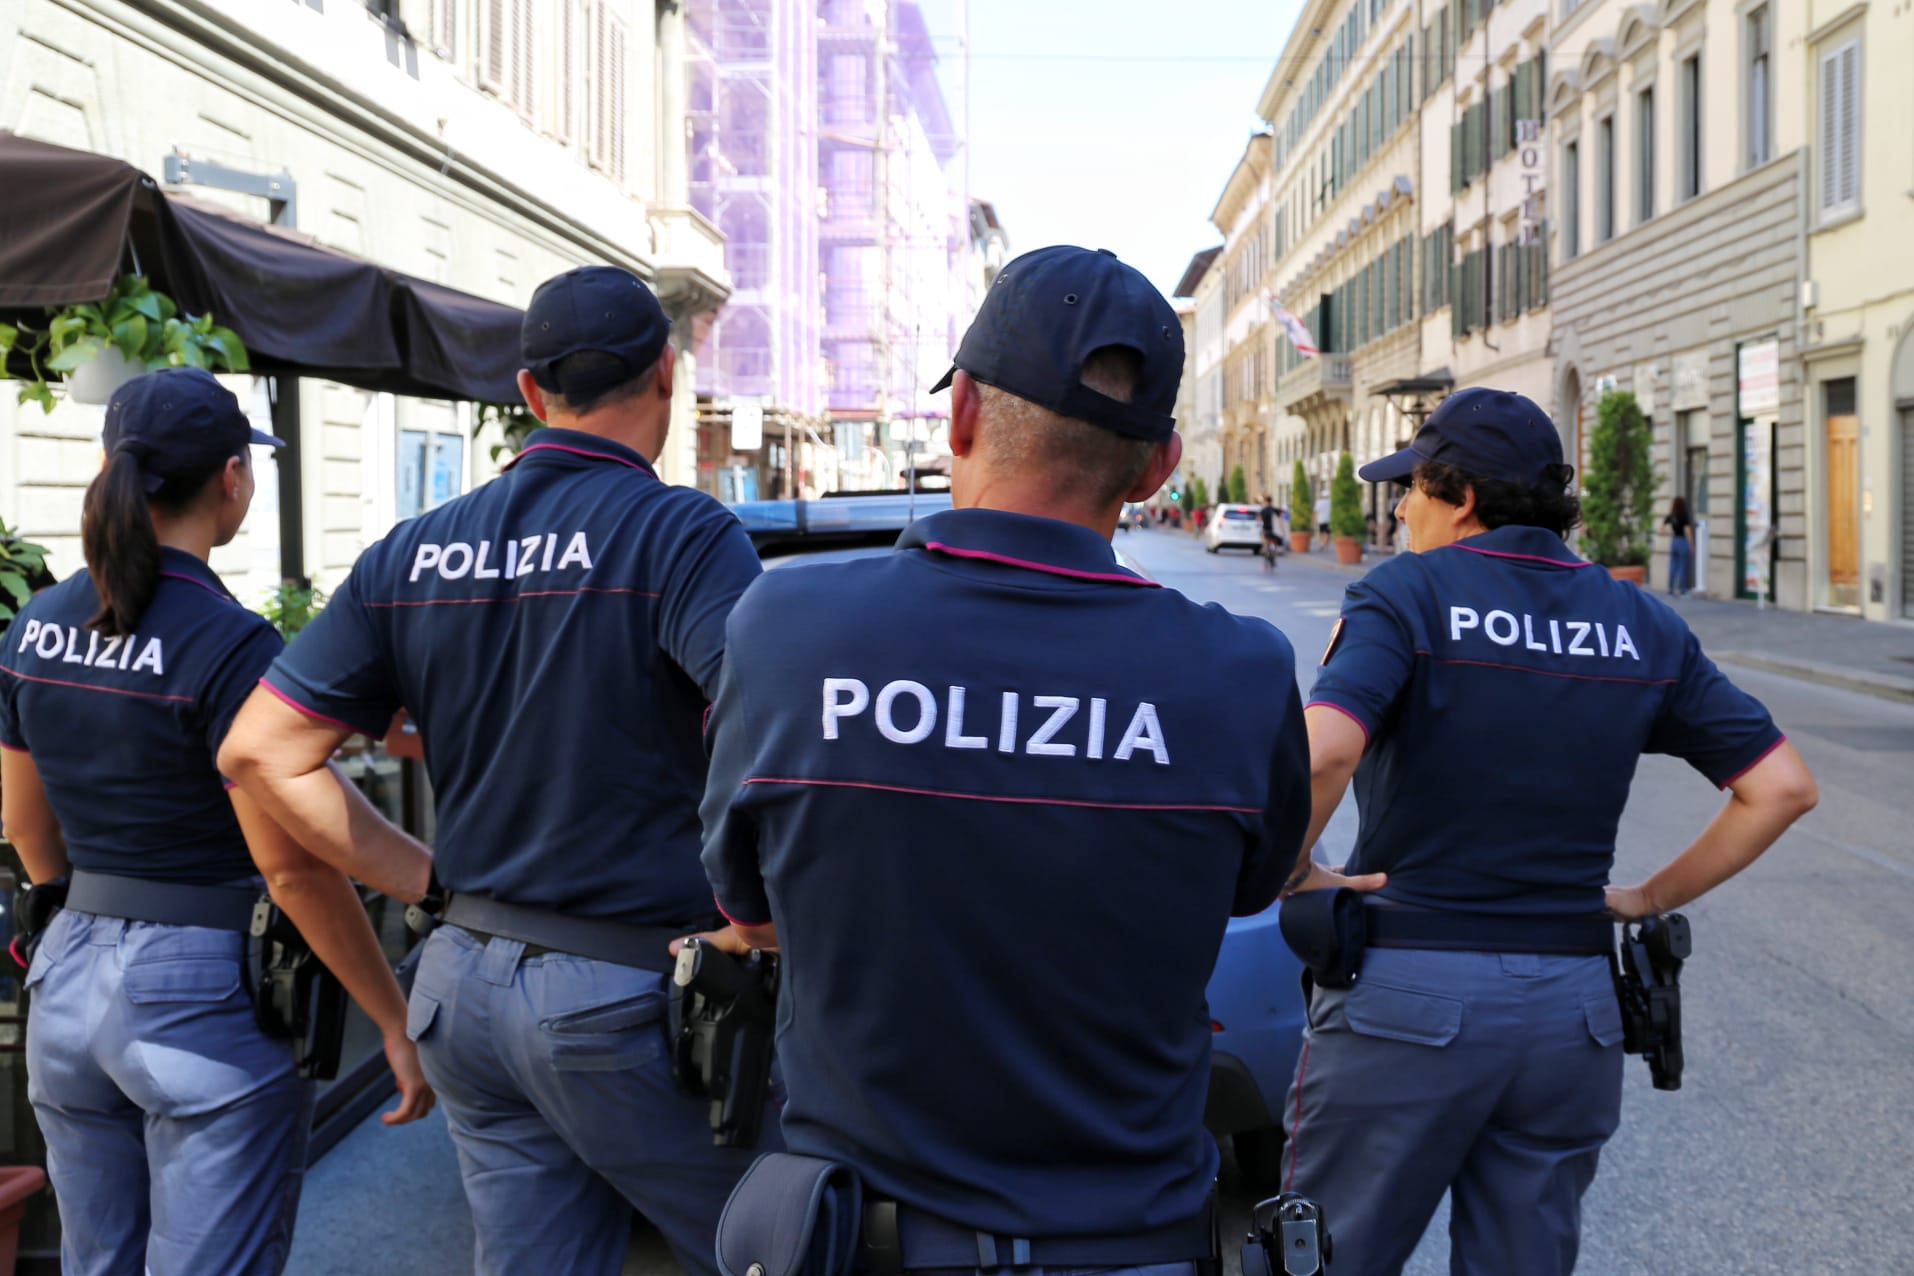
[
  {"left": 1280, "top": 388, "right": 1818, "bottom": 1276},
  {"left": 0, "top": 368, "right": 432, "bottom": 1275}
]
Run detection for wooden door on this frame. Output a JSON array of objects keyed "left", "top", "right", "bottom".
[{"left": 1827, "top": 407, "right": 1860, "bottom": 590}]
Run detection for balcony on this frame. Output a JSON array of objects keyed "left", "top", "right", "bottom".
[
  {"left": 649, "top": 205, "right": 731, "bottom": 317},
  {"left": 1276, "top": 353, "right": 1352, "bottom": 415}
]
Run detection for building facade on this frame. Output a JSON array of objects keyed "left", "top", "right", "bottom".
[
  {"left": 1211, "top": 134, "right": 1275, "bottom": 504},
  {"left": 1176, "top": 246, "right": 1227, "bottom": 506},
  {"left": 0, "top": 0, "right": 724, "bottom": 600}
]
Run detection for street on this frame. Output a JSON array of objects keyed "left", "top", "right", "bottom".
[
  {"left": 290, "top": 526, "right": 1914, "bottom": 1276},
  {"left": 1123, "top": 528, "right": 1914, "bottom": 1276}
]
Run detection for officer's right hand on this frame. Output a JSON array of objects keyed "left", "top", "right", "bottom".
[
  {"left": 381, "top": 1035, "right": 436, "bottom": 1125},
  {"left": 1284, "top": 860, "right": 1388, "bottom": 895},
  {"left": 669, "top": 922, "right": 778, "bottom": 958}
]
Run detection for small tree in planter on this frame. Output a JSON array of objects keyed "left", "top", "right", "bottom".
[
  {"left": 1228, "top": 464, "right": 1249, "bottom": 505},
  {"left": 1330, "top": 450, "right": 1365, "bottom": 564},
  {"left": 1289, "top": 460, "right": 1314, "bottom": 552},
  {"left": 0, "top": 519, "right": 52, "bottom": 639},
  {"left": 1582, "top": 389, "right": 1659, "bottom": 582}
]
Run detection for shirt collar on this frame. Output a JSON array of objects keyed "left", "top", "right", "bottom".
[
  {"left": 1436, "top": 524, "right": 1593, "bottom": 569},
  {"left": 157, "top": 547, "right": 240, "bottom": 603},
  {"left": 501, "top": 427, "right": 659, "bottom": 479},
  {"left": 897, "top": 508, "right": 1159, "bottom": 588}
]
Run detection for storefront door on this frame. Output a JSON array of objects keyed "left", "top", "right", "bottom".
[{"left": 1825, "top": 378, "right": 1860, "bottom": 608}]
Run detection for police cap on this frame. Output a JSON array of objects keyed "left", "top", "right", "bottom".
[
  {"left": 522, "top": 265, "right": 671, "bottom": 403},
  {"left": 104, "top": 367, "right": 285, "bottom": 493},
  {"left": 1360, "top": 386, "right": 1564, "bottom": 487},
  {"left": 931, "top": 245, "right": 1183, "bottom": 443}
]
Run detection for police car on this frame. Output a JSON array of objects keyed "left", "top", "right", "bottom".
[
  {"left": 1205, "top": 504, "right": 1265, "bottom": 553},
  {"left": 731, "top": 490, "right": 1307, "bottom": 1187}
]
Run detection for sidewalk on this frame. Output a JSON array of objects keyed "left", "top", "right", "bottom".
[{"left": 1274, "top": 539, "right": 1914, "bottom": 704}]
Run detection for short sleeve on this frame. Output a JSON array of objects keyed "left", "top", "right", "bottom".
[
  {"left": 1233, "top": 652, "right": 1311, "bottom": 916},
  {"left": 654, "top": 506, "right": 763, "bottom": 701},
  {"left": 199, "top": 621, "right": 286, "bottom": 760},
  {"left": 1646, "top": 630, "right": 1784, "bottom": 787},
  {"left": 260, "top": 565, "right": 399, "bottom": 739},
  {"left": 698, "top": 595, "right": 771, "bottom": 926},
  {"left": 1305, "top": 575, "right": 1417, "bottom": 739}
]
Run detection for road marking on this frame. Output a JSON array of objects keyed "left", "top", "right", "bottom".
[{"left": 1796, "top": 826, "right": 1914, "bottom": 882}]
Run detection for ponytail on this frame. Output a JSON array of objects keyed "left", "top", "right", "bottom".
[{"left": 81, "top": 450, "right": 162, "bottom": 637}]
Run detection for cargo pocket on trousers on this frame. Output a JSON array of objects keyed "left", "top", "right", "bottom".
[
  {"left": 122, "top": 957, "right": 243, "bottom": 1004},
  {"left": 1344, "top": 981, "right": 1464, "bottom": 1048},
  {"left": 406, "top": 989, "right": 442, "bottom": 1044},
  {"left": 539, "top": 987, "right": 666, "bottom": 1073},
  {"left": 1583, "top": 994, "right": 1625, "bottom": 1048}
]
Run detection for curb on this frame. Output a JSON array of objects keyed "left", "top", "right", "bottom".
[{"left": 1711, "top": 652, "right": 1914, "bottom": 707}]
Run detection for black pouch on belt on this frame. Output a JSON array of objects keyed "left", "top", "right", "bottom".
[
  {"left": 1278, "top": 888, "right": 1368, "bottom": 990},
  {"left": 715, "top": 1152, "right": 864, "bottom": 1276},
  {"left": 246, "top": 894, "right": 349, "bottom": 1080}
]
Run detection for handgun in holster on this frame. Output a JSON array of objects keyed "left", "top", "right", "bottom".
[
  {"left": 1241, "top": 1193, "right": 1333, "bottom": 1276},
  {"left": 247, "top": 895, "right": 348, "bottom": 1080},
  {"left": 1612, "top": 912, "right": 1690, "bottom": 1091},
  {"left": 9, "top": 875, "right": 68, "bottom": 972},
  {"left": 668, "top": 937, "right": 778, "bottom": 1149}
]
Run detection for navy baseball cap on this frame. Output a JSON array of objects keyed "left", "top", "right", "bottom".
[
  {"left": 1359, "top": 387, "right": 1564, "bottom": 487},
  {"left": 103, "top": 368, "right": 284, "bottom": 493},
  {"left": 931, "top": 245, "right": 1183, "bottom": 442},
  {"left": 522, "top": 265, "right": 670, "bottom": 402}
]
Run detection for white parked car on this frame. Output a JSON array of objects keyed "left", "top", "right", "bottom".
[{"left": 1205, "top": 504, "right": 1264, "bottom": 553}]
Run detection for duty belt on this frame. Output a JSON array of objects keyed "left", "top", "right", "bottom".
[
  {"left": 1365, "top": 906, "right": 1613, "bottom": 956},
  {"left": 862, "top": 1193, "right": 1218, "bottom": 1276},
  {"left": 66, "top": 870, "right": 259, "bottom": 933},
  {"left": 442, "top": 893, "right": 691, "bottom": 976}
]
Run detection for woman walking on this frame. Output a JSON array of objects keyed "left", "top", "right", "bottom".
[
  {"left": 0, "top": 369, "right": 432, "bottom": 1275},
  {"left": 1663, "top": 496, "right": 1696, "bottom": 595}
]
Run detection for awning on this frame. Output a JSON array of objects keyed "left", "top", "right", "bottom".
[{"left": 0, "top": 132, "right": 520, "bottom": 402}]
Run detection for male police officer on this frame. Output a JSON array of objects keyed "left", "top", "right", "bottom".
[
  {"left": 220, "top": 266, "right": 775, "bottom": 1276},
  {"left": 697, "top": 245, "right": 1312, "bottom": 1273},
  {"left": 1282, "top": 388, "right": 1819, "bottom": 1275}
]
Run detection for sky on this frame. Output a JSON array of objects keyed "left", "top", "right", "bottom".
[{"left": 925, "top": 0, "right": 1307, "bottom": 299}]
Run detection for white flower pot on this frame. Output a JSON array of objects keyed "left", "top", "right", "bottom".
[{"left": 65, "top": 342, "right": 145, "bottom": 405}]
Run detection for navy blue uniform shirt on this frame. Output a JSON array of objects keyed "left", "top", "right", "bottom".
[
  {"left": 0, "top": 549, "right": 282, "bottom": 883},
  {"left": 1308, "top": 525, "right": 1783, "bottom": 915},
  {"left": 264, "top": 428, "right": 762, "bottom": 925},
  {"left": 702, "top": 507, "right": 1311, "bottom": 1237}
]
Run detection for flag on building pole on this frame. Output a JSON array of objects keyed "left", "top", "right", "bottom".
[{"left": 1267, "top": 294, "right": 1319, "bottom": 358}]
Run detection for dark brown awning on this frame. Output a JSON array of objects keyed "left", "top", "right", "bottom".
[{"left": 0, "top": 132, "right": 521, "bottom": 402}]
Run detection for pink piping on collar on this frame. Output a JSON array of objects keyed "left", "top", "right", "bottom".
[
  {"left": 503, "top": 442, "right": 654, "bottom": 475},
  {"left": 160, "top": 570, "right": 231, "bottom": 600},
  {"left": 922, "top": 540, "right": 1160, "bottom": 588},
  {"left": 1444, "top": 543, "right": 1595, "bottom": 568}
]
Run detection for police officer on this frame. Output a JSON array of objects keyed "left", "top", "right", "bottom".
[
  {"left": 0, "top": 368, "right": 431, "bottom": 1275},
  {"left": 219, "top": 266, "right": 777, "bottom": 1276},
  {"left": 698, "top": 246, "right": 1312, "bottom": 1272},
  {"left": 1281, "top": 387, "right": 1820, "bottom": 1275}
]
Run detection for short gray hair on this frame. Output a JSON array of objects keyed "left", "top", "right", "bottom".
[{"left": 973, "top": 347, "right": 1157, "bottom": 506}]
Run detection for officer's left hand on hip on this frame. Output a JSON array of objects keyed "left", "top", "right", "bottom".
[
  {"left": 1287, "top": 861, "right": 1388, "bottom": 896},
  {"left": 1604, "top": 884, "right": 1654, "bottom": 921},
  {"left": 670, "top": 923, "right": 776, "bottom": 959}
]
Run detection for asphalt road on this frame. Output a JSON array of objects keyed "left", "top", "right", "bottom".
[
  {"left": 1124, "top": 527, "right": 1914, "bottom": 1276},
  {"left": 292, "top": 527, "right": 1914, "bottom": 1276}
]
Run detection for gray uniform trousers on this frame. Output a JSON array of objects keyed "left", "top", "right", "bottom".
[
  {"left": 25, "top": 908, "right": 312, "bottom": 1276},
  {"left": 1281, "top": 947, "right": 1624, "bottom": 1276},
  {"left": 405, "top": 923, "right": 779, "bottom": 1276}
]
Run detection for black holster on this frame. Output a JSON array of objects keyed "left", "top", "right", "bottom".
[
  {"left": 1278, "top": 888, "right": 1368, "bottom": 990},
  {"left": 668, "top": 938, "right": 779, "bottom": 1148},
  {"left": 10, "top": 876, "right": 68, "bottom": 970},
  {"left": 246, "top": 895, "right": 348, "bottom": 1080},
  {"left": 1612, "top": 912, "right": 1689, "bottom": 1091}
]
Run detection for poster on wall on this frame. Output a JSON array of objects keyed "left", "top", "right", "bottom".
[{"left": 1741, "top": 417, "right": 1774, "bottom": 600}]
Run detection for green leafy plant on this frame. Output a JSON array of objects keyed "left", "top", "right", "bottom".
[
  {"left": 1291, "top": 459, "right": 1313, "bottom": 515},
  {"left": 1581, "top": 389, "right": 1659, "bottom": 567},
  {"left": 473, "top": 402, "right": 540, "bottom": 462},
  {"left": 259, "top": 580, "right": 328, "bottom": 640},
  {"left": 0, "top": 519, "right": 51, "bottom": 635},
  {"left": 0, "top": 275, "right": 249, "bottom": 414},
  {"left": 1228, "top": 464, "right": 1249, "bottom": 505},
  {"left": 1330, "top": 450, "right": 1365, "bottom": 539},
  {"left": 1191, "top": 477, "right": 1209, "bottom": 510}
]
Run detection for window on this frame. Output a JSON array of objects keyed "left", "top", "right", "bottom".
[
  {"left": 1746, "top": 5, "right": 1771, "bottom": 168},
  {"left": 1680, "top": 410, "right": 1708, "bottom": 515},
  {"left": 1678, "top": 54, "right": 1702, "bottom": 200},
  {"left": 588, "top": 2, "right": 629, "bottom": 184},
  {"left": 1597, "top": 116, "right": 1615, "bottom": 242},
  {"left": 1563, "top": 140, "right": 1580, "bottom": 257},
  {"left": 479, "top": 0, "right": 537, "bottom": 121},
  {"left": 1637, "top": 87, "right": 1655, "bottom": 224},
  {"left": 1818, "top": 39, "right": 1861, "bottom": 219},
  {"left": 399, "top": 430, "right": 466, "bottom": 521}
]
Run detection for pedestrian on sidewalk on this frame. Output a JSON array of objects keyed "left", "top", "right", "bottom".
[
  {"left": 220, "top": 267, "right": 777, "bottom": 1276},
  {"left": 1663, "top": 496, "right": 1696, "bottom": 595},
  {"left": 1282, "top": 387, "right": 1818, "bottom": 1276},
  {"left": 1314, "top": 491, "right": 1331, "bottom": 549}
]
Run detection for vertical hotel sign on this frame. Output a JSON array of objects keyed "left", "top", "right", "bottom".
[{"left": 1737, "top": 341, "right": 1780, "bottom": 600}]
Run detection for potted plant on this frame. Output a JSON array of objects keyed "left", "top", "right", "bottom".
[
  {"left": 1581, "top": 389, "right": 1659, "bottom": 584},
  {"left": 1330, "top": 450, "right": 1365, "bottom": 564},
  {"left": 0, "top": 274, "right": 248, "bottom": 412},
  {"left": 1289, "top": 460, "right": 1314, "bottom": 554},
  {"left": 0, "top": 521, "right": 52, "bottom": 639},
  {"left": 1190, "top": 478, "right": 1209, "bottom": 532},
  {"left": 473, "top": 401, "right": 540, "bottom": 462},
  {"left": 1228, "top": 464, "right": 1249, "bottom": 506}
]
